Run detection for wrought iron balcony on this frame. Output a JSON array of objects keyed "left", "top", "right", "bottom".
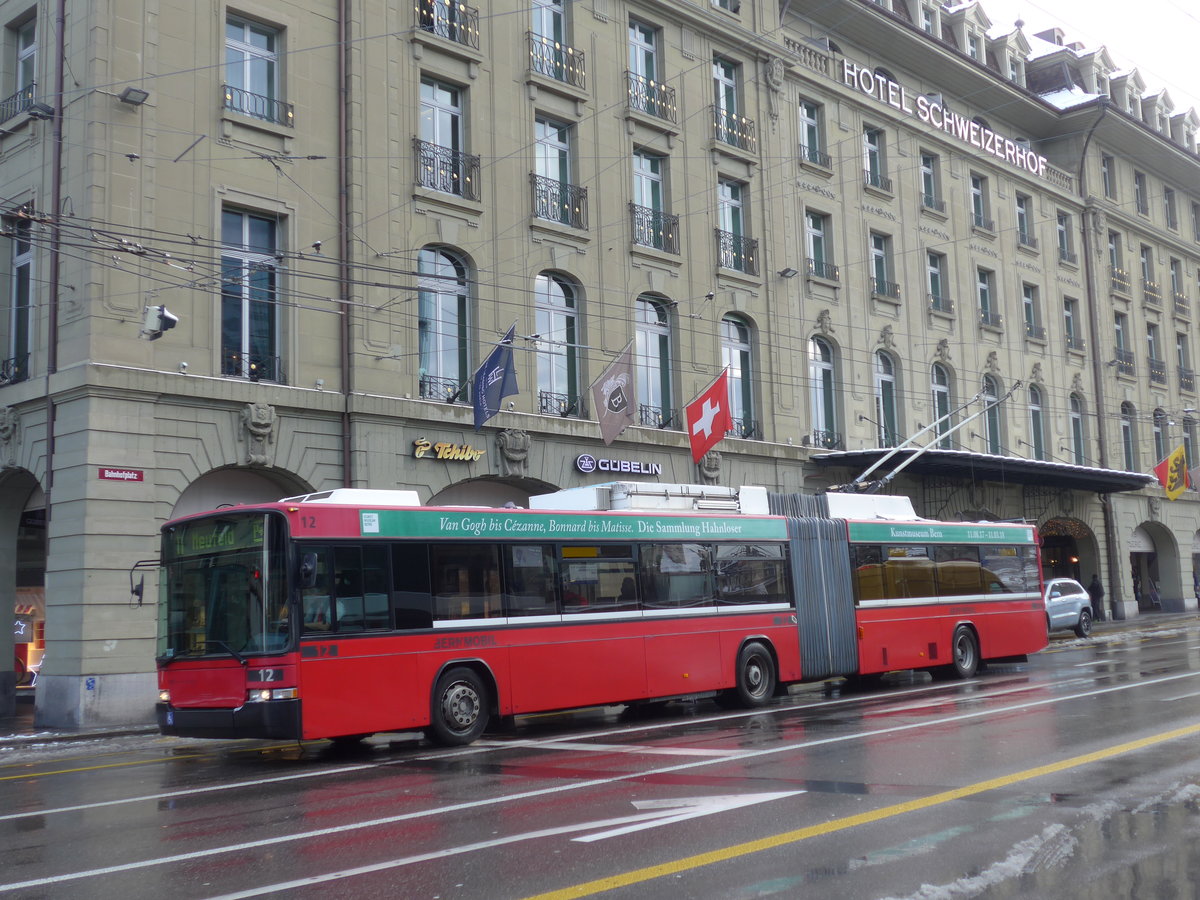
[
  {"left": 1148, "top": 356, "right": 1167, "bottom": 385},
  {"left": 527, "top": 33, "right": 585, "bottom": 88},
  {"left": 806, "top": 429, "right": 843, "bottom": 450},
  {"left": 1025, "top": 321, "right": 1046, "bottom": 340},
  {"left": 979, "top": 309, "right": 1004, "bottom": 329},
  {"left": 712, "top": 106, "right": 756, "bottom": 152},
  {"left": 420, "top": 374, "right": 468, "bottom": 402},
  {"left": 1110, "top": 266, "right": 1131, "bottom": 294},
  {"left": 639, "top": 404, "right": 676, "bottom": 428},
  {"left": 1143, "top": 280, "right": 1162, "bottom": 305},
  {"left": 222, "top": 84, "right": 294, "bottom": 127},
  {"left": 0, "top": 83, "right": 34, "bottom": 123},
  {"left": 531, "top": 174, "right": 587, "bottom": 229},
  {"left": 414, "top": 138, "right": 480, "bottom": 200},
  {"left": 799, "top": 144, "right": 832, "bottom": 168},
  {"left": 539, "top": 390, "right": 583, "bottom": 417},
  {"left": 972, "top": 212, "right": 995, "bottom": 231},
  {"left": 1180, "top": 366, "right": 1195, "bottom": 394},
  {"left": 0, "top": 353, "right": 29, "bottom": 386},
  {"left": 927, "top": 293, "right": 954, "bottom": 314},
  {"left": 223, "top": 352, "right": 285, "bottom": 383},
  {"left": 626, "top": 72, "right": 676, "bottom": 123},
  {"left": 1017, "top": 230, "right": 1039, "bottom": 250},
  {"left": 1058, "top": 246, "right": 1077, "bottom": 264},
  {"left": 1175, "top": 292, "right": 1191, "bottom": 317},
  {"left": 806, "top": 258, "right": 839, "bottom": 281},
  {"left": 921, "top": 193, "right": 945, "bottom": 212},
  {"left": 864, "top": 169, "right": 892, "bottom": 192},
  {"left": 727, "top": 417, "right": 759, "bottom": 439},
  {"left": 1114, "top": 348, "right": 1135, "bottom": 376},
  {"left": 870, "top": 277, "right": 901, "bottom": 300},
  {"left": 1065, "top": 333, "right": 1085, "bottom": 352},
  {"left": 715, "top": 229, "right": 758, "bottom": 275},
  {"left": 630, "top": 204, "right": 679, "bottom": 254},
  {"left": 416, "top": 0, "right": 480, "bottom": 49}
]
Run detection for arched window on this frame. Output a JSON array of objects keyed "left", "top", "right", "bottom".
[
  {"left": 875, "top": 351, "right": 899, "bottom": 447},
  {"left": 982, "top": 374, "right": 1002, "bottom": 455},
  {"left": 635, "top": 296, "right": 672, "bottom": 426},
  {"left": 809, "top": 337, "right": 838, "bottom": 448},
  {"left": 1120, "top": 403, "right": 1137, "bottom": 471},
  {"left": 1028, "top": 385, "right": 1046, "bottom": 460},
  {"left": 931, "top": 363, "right": 952, "bottom": 449},
  {"left": 535, "top": 272, "right": 581, "bottom": 416},
  {"left": 417, "top": 246, "right": 469, "bottom": 400},
  {"left": 1069, "top": 394, "right": 1086, "bottom": 465},
  {"left": 721, "top": 316, "right": 755, "bottom": 438},
  {"left": 1153, "top": 408, "right": 1168, "bottom": 462}
]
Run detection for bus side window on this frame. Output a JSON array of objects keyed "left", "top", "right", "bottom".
[
  {"left": 333, "top": 546, "right": 364, "bottom": 631},
  {"left": 504, "top": 544, "right": 559, "bottom": 617},
  {"left": 301, "top": 546, "right": 333, "bottom": 631},
  {"left": 431, "top": 544, "right": 502, "bottom": 620},
  {"left": 851, "top": 546, "right": 884, "bottom": 603},
  {"left": 391, "top": 543, "right": 433, "bottom": 629},
  {"left": 362, "top": 545, "right": 391, "bottom": 628}
]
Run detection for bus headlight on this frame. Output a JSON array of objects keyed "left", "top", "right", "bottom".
[
  {"left": 159, "top": 690, "right": 170, "bottom": 703},
  {"left": 247, "top": 687, "right": 298, "bottom": 702}
]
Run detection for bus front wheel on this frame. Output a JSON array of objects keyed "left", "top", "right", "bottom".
[
  {"left": 429, "top": 667, "right": 490, "bottom": 746},
  {"left": 721, "top": 641, "right": 776, "bottom": 708}
]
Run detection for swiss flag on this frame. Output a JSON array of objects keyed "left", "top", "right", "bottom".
[{"left": 685, "top": 370, "right": 733, "bottom": 463}]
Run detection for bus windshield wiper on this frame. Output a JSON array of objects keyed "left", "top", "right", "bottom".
[{"left": 205, "top": 641, "right": 248, "bottom": 666}]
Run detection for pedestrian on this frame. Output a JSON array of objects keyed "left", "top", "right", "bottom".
[{"left": 1087, "top": 574, "right": 1106, "bottom": 622}]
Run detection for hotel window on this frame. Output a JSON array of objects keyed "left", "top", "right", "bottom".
[
  {"left": 1069, "top": 395, "right": 1085, "bottom": 466},
  {"left": 534, "top": 116, "right": 584, "bottom": 228},
  {"left": 1064, "top": 297, "right": 1081, "bottom": 350},
  {"left": 809, "top": 336, "right": 838, "bottom": 448},
  {"left": 225, "top": 16, "right": 288, "bottom": 125},
  {"left": 1120, "top": 402, "right": 1137, "bottom": 471},
  {"left": 1028, "top": 385, "right": 1046, "bottom": 461},
  {"left": 805, "top": 212, "right": 834, "bottom": 279},
  {"left": 1108, "top": 231, "right": 1123, "bottom": 269},
  {"left": 721, "top": 316, "right": 755, "bottom": 438},
  {"left": 874, "top": 351, "right": 899, "bottom": 447},
  {"left": 1022, "top": 284, "right": 1040, "bottom": 338},
  {"left": 5, "top": 214, "right": 31, "bottom": 384},
  {"left": 221, "top": 208, "right": 282, "bottom": 382},
  {"left": 1056, "top": 211, "right": 1074, "bottom": 262},
  {"left": 418, "top": 77, "right": 476, "bottom": 199},
  {"left": 1015, "top": 194, "right": 1035, "bottom": 247},
  {"left": 530, "top": 0, "right": 576, "bottom": 85},
  {"left": 417, "top": 246, "right": 470, "bottom": 400},
  {"left": 534, "top": 272, "right": 581, "bottom": 416},
  {"left": 799, "top": 100, "right": 828, "bottom": 167},
  {"left": 1134, "top": 171, "right": 1149, "bottom": 215},
  {"left": 628, "top": 19, "right": 659, "bottom": 85},
  {"left": 966, "top": 33, "right": 981, "bottom": 61},
  {"left": 1114, "top": 311, "right": 1131, "bottom": 373},
  {"left": 1164, "top": 186, "right": 1178, "bottom": 230},
  {"left": 632, "top": 150, "right": 671, "bottom": 251},
  {"left": 870, "top": 232, "right": 896, "bottom": 297},
  {"left": 920, "top": 152, "right": 942, "bottom": 211},
  {"left": 931, "top": 363, "right": 952, "bottom": 449},
  {"left": 927, "top": 252, "right": 948, "bottom": 309},
  {"left": 1193, "top": 201, "right": 1200, "bottom": 242},
  {"left": 6, "top": 18, "right": 36, "bottom": 117},
  {"left": 1153, "top": 408, "right": 1168, "bottom": 462},
  {"left": 970, "top": 173, "right": 991, "bottom": 230},
  {"left": 981, "top": 374, "right": 1002, "bottom": 455},
  {"left": 921, "top": 5, "right": 937, "bottom": 34},
  {"left": 1101, "top": 155, "right": 1115, "bottom": 199},
  {"left": 1171, "top": 258, "right": 1184, "bottom": 298},
  {"left": 716, "top": 178, "right": 753, "bottom": 273},
  {"left": 713, "top": 55, "right": 746, "bottom": 148},
  {"left": 863, "top": 126, "right": 888, "bottom": 190},
  {"left": 635, "top": 297, "right": 672, "bottom": 427},
  {"left": 976, "top": 268, "right": 997, "bottom": 325}
]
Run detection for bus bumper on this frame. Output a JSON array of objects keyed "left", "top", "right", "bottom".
[{"left": 156, "top": 700, "right": 302, "bottom": 740}]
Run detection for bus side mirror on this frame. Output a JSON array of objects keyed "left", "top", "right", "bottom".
[
  {"left": 131, "top": 575, "right": 144, "bottom": 606},
  {"left": 300, "top": 553, "right": 318, "bottom": 589}
]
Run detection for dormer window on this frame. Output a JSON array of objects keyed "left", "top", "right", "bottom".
[{"left": 967, "top": 32, "right": 980, "bottom": 60}]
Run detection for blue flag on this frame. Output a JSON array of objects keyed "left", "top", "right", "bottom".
[{"left": 473, "top": 325, "right": 519, "bottom": 430}]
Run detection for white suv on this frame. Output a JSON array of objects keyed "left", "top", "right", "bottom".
[{"left": 1044, "top": 577, "right": 1093, "bottom": 637}]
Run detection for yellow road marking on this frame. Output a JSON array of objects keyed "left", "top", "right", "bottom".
[{"left": 525, "top": 721, "right": 1200, "bottom": 899}]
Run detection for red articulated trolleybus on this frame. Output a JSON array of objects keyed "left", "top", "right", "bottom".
[{"left": 153, "top": 483, "right": 1046, "bottom": 745}]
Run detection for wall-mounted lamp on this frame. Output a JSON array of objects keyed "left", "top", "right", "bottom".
[
  {"left": 119, "top": 86, "right": 150, "bottom": 107},
  {"left": 178, "top": 361, "right": 188, "bottom": 373},
  {"left": 315, "top": 378, "right": 324, "bottom": 390},
  {"left": 778, "top": 267, "right": 799, "bottom": 278},
  {"left": 27, "top": 102, "right": 54, "bottom": 120}
]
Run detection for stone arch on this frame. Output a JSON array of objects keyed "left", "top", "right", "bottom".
[
  {"left": 0, "top": 467, "right": 45, "bottom": 715},
  {"left": 429, "top": 475, "right": 557, "bottom": 508},
  {"left": 1129, "top": 521, "right": 1182, "bottom": 611},
  {"left": 170, "top": 467, "right": 313, "bottom": 520},
  {"left": 1039, "top": 517, "right": 1099, "bottom": 584}
]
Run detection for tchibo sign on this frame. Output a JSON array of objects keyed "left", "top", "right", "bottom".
[{"left": 841, "top": 59, "right": 1049, "bottom": 179}]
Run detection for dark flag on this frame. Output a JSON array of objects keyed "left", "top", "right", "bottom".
[
  {"left": 591, "top": 342, "right": 635, "bottom": 445},
  {"left": 473, "top": 325, "right": 518, "bottom": 431}
]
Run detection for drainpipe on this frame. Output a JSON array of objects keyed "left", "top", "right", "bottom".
[
  {"left": 337, "top": 0, "right": 353, "bottom": 488},
  {"left": 43, "top": 0, "right": 67, "bottom": 519},
  {"left": 1077, "top": 99, "right": 1122, "bottom": 619}
]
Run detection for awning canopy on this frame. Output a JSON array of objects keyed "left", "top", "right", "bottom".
[{"left": 810, "top": 448, "right": 1155, "bottom": 494}]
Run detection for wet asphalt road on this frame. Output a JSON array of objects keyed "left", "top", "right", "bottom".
[{"left": 5, "top": 623, "right": 1200, "bottom": 899}]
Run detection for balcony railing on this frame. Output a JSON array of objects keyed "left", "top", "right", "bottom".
[
  {"left": 414, "top": 138, "right": 480, "bottom": 200},
  {"left": 1025, "top": 321, "right": 1046, "bottom": 340},
  {"left": 1175, "top": 292, "right": 1191, "bottom": 317},
  {"left": 921, "top": 193, "right": 945, "bottom": 212},
  {"left": 1149, "top": 357, "right": 1167, "bottom": 385},
  {"left": 979, "top": 309, "right": 1004, "bottom": 329},
  {"left": 713, "top": 106, "right": 756, "bottom": 152},
  {"left": 972, "top": 212, "right": 995, "bottom": 231},
  {"left": 0, "top": 83, "right": 34, "bottom": 123},
  {"left": 806, "top": 429, "right": 843, "bottom": 450},
  {"left": 1059, "top": 246, "right": 1077, "bottom": 264},
  {"left": 539, "top": 390, "right": 584, "bottom": 417},
  {"left": 1110, "top": 266, "right": 1131, "bottom": 294},
  {"left": 626, "top": 72, "right": 677, "bottom": 123},
  {"left": 0, "top": 353, "right": 29, "bottom": 386},
  {"left": 527, "top": 33, "right": 585, "bottom": 88},
  {"left": 1017, "top": 231, "right": 1039, "bottom": 250},
  {"left": 1143, "top": 280, "right": 1162, "bottom": 305},
  {"left": 417, "top": 0, "right": 480, "bottom": 49},
  {"left": 1114, "top": 348, "right": 1135, "bottom": 376},
  {"left": 639, "top": 404, "right": 676, "bottom": 429},
  {"left": 531, "top": 174, "right": 588, "bottom": 229},
  {"left": 715, "top": 230, "right": 758, "bottom": 275},
  {"left": 727, "top": 417, "right": 760, "bottom": 439},
  {"left": 1180, "top": 366, "right": 1195, "bottom": 394},
  {"left": 223, "top": 351, "right": 285, "bottom": 383},
  {"left": 630, "top": 203, "right": 679, "bottom": 254},
  {"left": 222, "top": 84, "right": 294, "bottom": 127},
  {"left": 927, "top": 293, "right": 954, "bottom": 314},
  {"left": 420, "top": 374, "right": 468, "bottom": 402},
  {"left": 870, "top": 277, "right": 901, "bottom": 299},
  {"left": 864, "top": 169, "right": 892, "bottom": 192},
  {"left": 806, "top": 258, "right": 839, "bottom": 281},
  {"left": 1065, "top": 333, "right": 1085, "bottom": 352},
  {"left": 799, "top": 144, "right": 832, "bottom": 168}
]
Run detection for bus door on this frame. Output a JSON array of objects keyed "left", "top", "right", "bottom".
[{"left": 787, "top": 517, "right": 858, "bottom": 680}]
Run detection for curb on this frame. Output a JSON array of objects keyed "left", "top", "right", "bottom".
[{"left": 0, "top": 724, "right": 160, "bottom": 748}]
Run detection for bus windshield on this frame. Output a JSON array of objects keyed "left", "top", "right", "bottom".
[{"left": 157, "top": 512, "right": 289, "bottom": 659}]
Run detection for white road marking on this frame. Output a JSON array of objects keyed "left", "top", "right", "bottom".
[
  {"left": 573, "top": 792, "right": 804, "bottom": 842},
  {"left": 490, "top": 740, "right": 740, "bottom": 757},
  {"left": 2, "top": 668, "right": 1198, "bottom": 894}
]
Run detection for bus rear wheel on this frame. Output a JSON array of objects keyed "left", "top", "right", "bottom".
[
  {"left": 429, "top": 667, "right": 490, "bottom": 746},
  {"left": 944, "top": 626, "right": 979, "bottom": 679},
  {"left": 720, "top": 641, "right": 776, "bottom": 708}
]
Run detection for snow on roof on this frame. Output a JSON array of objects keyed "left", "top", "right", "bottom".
[{"left": 1039, "top": 86, "right": 1104, "bottom": 110}]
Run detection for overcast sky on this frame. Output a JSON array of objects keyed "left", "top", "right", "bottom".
[{"left": 977, "top": 0, "right": 1200, "bottom": 113}]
